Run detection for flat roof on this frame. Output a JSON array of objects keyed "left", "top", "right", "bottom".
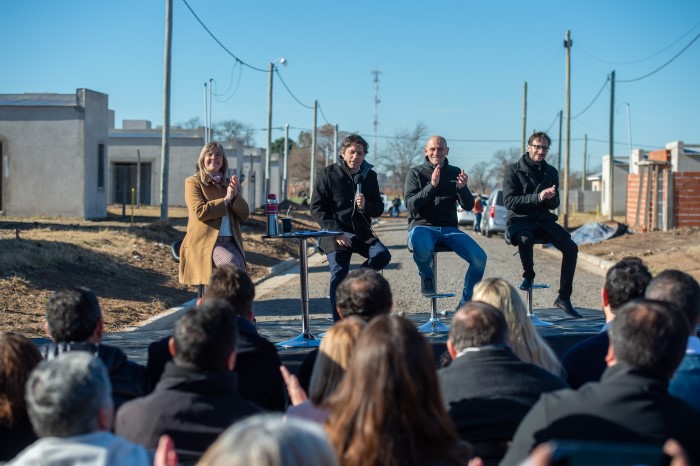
[{"left": 0, "top": 93, "right": 76, "bottom": 107}]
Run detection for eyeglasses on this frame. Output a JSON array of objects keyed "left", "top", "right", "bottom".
[{"left": 529, "top": 144, "right": 550, "bottom": 152}]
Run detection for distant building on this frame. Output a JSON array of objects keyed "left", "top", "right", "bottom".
[{"left": 0, "top": 89, "right": 109, "bottom": 218}]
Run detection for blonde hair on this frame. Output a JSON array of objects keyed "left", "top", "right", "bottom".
[
  {"left": 473, "top": 277, "right": 563, "bottom": 376},
  {"left": 196, "top": 142, "right": 229, "bottom": 183},
  {"left": 309, "top": 317, "right": 366, "bottom": 405}
]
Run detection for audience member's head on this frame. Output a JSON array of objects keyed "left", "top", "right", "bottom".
[
  {"left": 26, "top": 352, "right": 113, "bottom": 437},
  {"left": 171, "top": 299, "right": 238, "bottom": 372},
  {"left": 326, "top": 315, "right": 469, "bottom": 465},
  {"left": 198, "top": 414, "right": 339, "bottom": 466},
  {"left": 335, "top": 268, "right": 392, "bottom": 321},
  {"left": 645, "top": 269, "right": 700, "bottom": 334},
  {"left": 309, "top": 317, "right": 366, "bottom": 406},
  {"left": 448, "top": 301, "right": 508, "bottom": 358},
  {"left": 609, "top": 299, "right": 689, "bottom": 379},
  {"left": 473, "top": 277, "right": 562, "bottom": 375},
  {"left": 0, "top": 333, "right": 42, "bottom": 428},
  {"left": 45, "top": 287, "right": 102, "bottom": 343},
  {"left": 205, "top": 264, "right": 255, "bottom": 320},
  {"left": 603, "top": 257, "right": 652, "bottom": 313}
]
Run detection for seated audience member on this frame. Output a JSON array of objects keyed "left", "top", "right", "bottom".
[
  {"left": 438, "top": 302, "right": 567, "bottom": 466},
  {"left": 297, "top": 268, "right": 392, "bottom": 391},
  {"left": 645, "top": 269, "right": 700, "bottom": 411},
  {"left": 325, "top": 315, "right": 472, "bottom": 466},
  {"left": 0, "top": 333, "right": 42, "bottom": 462},
  {"left": 562, "top": 257, "right": 651, "bottom": 388},
  {"left": 41, "top": 287, "right": 147, "bottom": 409},
  {"left": 116, "top": 300, "right": 261, "bottom": 462},
  {"left": 10, "top": 352, "right": 152, "bottom": 466},
  {"left": 148, "top": 265, "right": 286, "bottom": 411},
  {"left": 197, "top": 414, "right": 339, "bottom": 466},
  {"left": 472, "top": 278, "right": 563, "bottom": 376},
  {"left": 284, "top": 318, "right": 366, "bottom": 423},
  {"left": 500, "top": 299, "right": 700, "bottom": 466}
]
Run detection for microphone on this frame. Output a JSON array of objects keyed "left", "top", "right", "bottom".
[{"left": 353, "top": 173, "right": 364, "bottom": 197}]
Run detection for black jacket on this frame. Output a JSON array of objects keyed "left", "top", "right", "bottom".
[
  {"left": 115, "top": 363, "right": 262, "bottom": 462},
  {"left": 438, "top": 346, "right": 567, "bottom": 466},
  {"left": 561, "top": 331, "right": 610, "bottom": 389},
  {"left": 404, "top": 158, "right": 474, "bottom": 229},
  {"left": 41, "top": 342, "right": 148, "bottom": 410},
  {"left": 500, "top": 363, "right": 700, "bottom": 466},
  {"left": 310, "top": 158, "right": 384, "bottom": 253},
  {"left": 146, "top": 317, "right": 286, "bottom": 411}
]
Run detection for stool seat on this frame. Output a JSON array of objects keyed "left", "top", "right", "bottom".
[
  {"left": 407, "top": 240, "right": 454, "bottom": 334},
  {"left": 171, "top": 240, "right": 183, "bottom": 263}
]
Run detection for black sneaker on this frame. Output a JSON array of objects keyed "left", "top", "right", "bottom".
[
  {"left": 421, "top": 277, "right": 436, "bottom": 297},
  {"left": 519, "top": 277, "right": 534, "bottom": 290},
  {"left": 554, "top": 297, "right": 583, "bottom": 318}
]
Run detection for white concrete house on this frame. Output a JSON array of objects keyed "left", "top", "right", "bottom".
[{"left": 0, "top": 89, "right": 109, "bottom": 218}]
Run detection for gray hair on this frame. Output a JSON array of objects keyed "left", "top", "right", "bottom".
[
  {"left": 26, "top": 352, "right": 112, "bottom": 437},
  {"left": 198, "top": 414, "right": 339, "bottom": 466}
]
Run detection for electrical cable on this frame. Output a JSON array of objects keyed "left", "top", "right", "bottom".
[
  {"left": 618, "top": 30, "right": 700, "bottom": 83},
  {"left": 571, "top": 76, "right": 609, "bottom": 119},
  {"left": 274, "top": 69, "right": 314, "bottom": 109}
]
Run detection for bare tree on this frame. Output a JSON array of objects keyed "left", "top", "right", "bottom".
[
  {"left": 178, "top": 116, "right": 202, "bottom": 129},
  {"left": 375, "top": 122, "right": 428, "bottom": 194},
  {"left": 212, "top": 119, "right": 256, "bottom": 146},
  {"left": 487, "top": 147, "right": 521, "bottom": 189},
  {"left": 468, "top": 161, "right": 491, "bottom": 194}
]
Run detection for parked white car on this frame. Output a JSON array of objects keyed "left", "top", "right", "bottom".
[{"left": 457, "top": 195, "right": 488, "bottom": 226}]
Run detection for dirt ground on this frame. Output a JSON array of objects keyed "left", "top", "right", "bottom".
[{"left": 1, "top": 208, "right": 699, "bottom": 338}]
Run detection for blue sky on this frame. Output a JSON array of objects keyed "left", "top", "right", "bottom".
[{"left": 2, "top": 1, "right": 699, "bottom": 175}]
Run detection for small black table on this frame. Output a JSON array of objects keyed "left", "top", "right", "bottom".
[{"left": 263, "top": 230, "right": 341, "bottom": 348}]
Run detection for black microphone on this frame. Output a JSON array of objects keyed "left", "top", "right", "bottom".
[{"left": 353, "top": 173, "right": 364, "bottom": 197}]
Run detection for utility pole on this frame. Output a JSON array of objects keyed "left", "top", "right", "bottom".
[
  {"left": 563, "top": 30, "right": 572, "bottom": 228},
  {"left": 557, "top": 110, "right": 563, "bottom": 176},
  {"left": 608, "top": 70, "right": 615, "bottom": 221},
  {"left": 310, "top": 100, "right": 318, "bottom": 201},
  {"left": 159, "top": 0, "right": 172, "bottom": 221},
  {"left": 203, "top": 82, "right": 208, "bottom": 143},
  {"left": 521, "top": 81, "right": 527, "bottom": 155},
  {"left": 265, "top": 62, "right": 274, "bottom": 198},
  {"left": 371, "top": 69, "right": 381, "bottom": 156},
  {"left": 582, "top": 134, "right": 588, "bottom": 191},
  {"left": 283, "top": 123, "right": 289, "bottom": 202}
]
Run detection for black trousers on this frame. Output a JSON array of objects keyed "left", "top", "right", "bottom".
[{"left": 513, "top": 221, "right": 578, "bottom": 300}]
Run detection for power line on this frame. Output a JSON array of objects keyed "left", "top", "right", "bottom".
[
  {"left": 618, "top": 29, "right": 700, "bottom": 83},
  {"left": 180, "top": 0, "right": 267, "bottom": 72},
  {"left": 577, "top": 19, "right": 700, "bottom": 66},
  {"left": 571, "top": 76, "right": 609, "bottom": 119},
  {"left": 274, "top": 68, "right": 314, "bottom": 109},
  {"left": 211, "top": 62, "right": 244, "bottom": 103},
  {"left": 545, "top": 111, "right": 560, "bottom": 133},
  {"left": 317, "top": 103, "right": 332, "bottom": 126}
]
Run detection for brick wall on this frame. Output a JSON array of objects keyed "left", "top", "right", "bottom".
[{"left": 674, "top": 172, "right": 700, "bottom": 227}]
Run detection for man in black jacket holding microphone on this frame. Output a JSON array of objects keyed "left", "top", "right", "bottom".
[{"left": 311, "top": 134, "right": 391, "bottom": 321}]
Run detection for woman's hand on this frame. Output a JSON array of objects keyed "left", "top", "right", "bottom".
[
  {"left": 225, "top": 175, "right": 238, "bottom": 204},
  {"left": 280, "top": 365, "right": 308, "bottom": 406}
]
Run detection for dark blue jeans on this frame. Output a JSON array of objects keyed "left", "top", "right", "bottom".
[{"left": 326, "top": 238, "right": 391, "bottom": 321}]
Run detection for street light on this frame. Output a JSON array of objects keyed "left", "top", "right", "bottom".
[{"left": 265, "top": 57, "right": 287, "bottom": 200}]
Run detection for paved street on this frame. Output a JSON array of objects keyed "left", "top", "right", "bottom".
[{"left": 94, "top": 216, "right": 607, "bottom": 366}]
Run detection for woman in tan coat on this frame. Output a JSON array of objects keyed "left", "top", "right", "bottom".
[{"left": 179, "top": 142, "right": 249, "bottom": 286}]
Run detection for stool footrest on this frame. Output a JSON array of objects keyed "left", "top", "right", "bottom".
[{"left": 427, "top": 292, "right": 455, "bottom": 299}]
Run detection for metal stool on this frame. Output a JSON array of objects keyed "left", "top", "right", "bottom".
[
  {"left": 408, "top": 242, "right": 455, "bottom": 333},
  {"left": 505, "top": 232, "right": 553, "bottom": 327},
  {"left": 171, "top": 239, "right": 204, "bottom": 299}
]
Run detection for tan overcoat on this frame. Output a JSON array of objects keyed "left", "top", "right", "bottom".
[{"left": 178, "top": 175, "right": 250, "bottom": 285}]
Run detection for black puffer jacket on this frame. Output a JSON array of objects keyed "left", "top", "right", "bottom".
[
  {"left": 310, "top": 158, "right": 384, "bottom": 253},
  {"left": 404, "top": 157, "right": 474, "bottom": 229},
  {"left": 503, "top": 154, "right": 560, "bottom": 227},
  {"left": 41, "top": 342, "right": 148, "bottom": 409}
]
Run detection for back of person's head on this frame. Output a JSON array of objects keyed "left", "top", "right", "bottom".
[
  {"left": 327, "top": 315, "right": 467, "bottom": 466},
  {"left": 604, "top": 257, "right": 652, "bottom": 311},
  {"left": 205, "top": 264, "right": 255, "bottom": 318},
  {"left": 473, "top": 277, "right": 562, "bottom": 375},
  {"left": 198, "top": 414, "right": 338, "bottom": 466},
  {"left": 309, "top": 317, "right": 366, "bottom": 405},
  {"left": 46, "top": 287, "right": 101, "bottom": 342},
  {"left": 611, "top": 299, "right": 689, "bottom": 378},
  {"left": 449, "top": 301, "right": 508, "bottom": 352},
  {"left": 173, "top": 299, "right": 238, "bottom": 371},
  {"left": 645, "top": 269, "right": 700, "bottom": 333},
  {"left": 0, "top": 333, "right": 42, "bottom": 428},
  {"left": 26, "top": 352, "right": 112, "bottom": 437},
  {"left": 335, "top": 268, "right": 392, "bottom": 321}
]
